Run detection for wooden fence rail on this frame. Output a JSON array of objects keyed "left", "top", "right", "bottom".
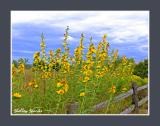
[
  {"left": 120, "top": 96, "right": 148, "bottom": 114},
  {"left": 66, "top": 82, "right": 148, "bottom": 114}
]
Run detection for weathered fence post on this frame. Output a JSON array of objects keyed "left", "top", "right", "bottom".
[
  {"left": 66, "top": 102, "right": 79, "bottom": 114},
  {"left": 132, "top": 82, "right": 139, "bottom": 113}
]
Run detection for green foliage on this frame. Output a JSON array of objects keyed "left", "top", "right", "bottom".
[
  {"left": 131, "top": 75, "right": 148, "bottom": 86},
  {"left": 12, "top": 60, "right": 18, "bottom": 68},
  {"left": 114, "top": 56, "right": 135, "bottom": 68},
  {"left": 133, "top": 59, "right": 148, "bottom": 79},
  {"left": 116, "top": 56, "right": 135, "bottom": 64}
]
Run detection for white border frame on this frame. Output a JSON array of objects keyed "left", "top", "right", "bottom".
[{"left": 10, "top": 10, "right": 150, "bottom": 116}]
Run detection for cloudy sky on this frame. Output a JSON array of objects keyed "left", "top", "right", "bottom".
[{"left": 11, "top": 11, "right": 149, "bottom": 63}]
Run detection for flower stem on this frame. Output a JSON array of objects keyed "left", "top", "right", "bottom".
[{"left": 55, "top": 95, "right": 61, "bottom": 114}]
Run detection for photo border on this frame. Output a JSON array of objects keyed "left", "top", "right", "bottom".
[{"left": 10, "top": 10, "right": 150, "bottom": 117}]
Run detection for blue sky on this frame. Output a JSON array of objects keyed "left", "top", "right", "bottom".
[{"left": 11, "top": 11, "right": 149, "bottom": 63}]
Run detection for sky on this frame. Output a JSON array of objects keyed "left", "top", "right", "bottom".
[{"left": 11, "top": 11, "right": 149, "bottom": 63}]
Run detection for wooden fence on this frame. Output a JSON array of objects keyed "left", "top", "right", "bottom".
[{"left": 66, "top": 82, "right": 148, "bottom": 114}]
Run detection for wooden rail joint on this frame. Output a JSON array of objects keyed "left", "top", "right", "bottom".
[
  {"left": 132, "top": 82, "right": 139, "bottom": 113},
  {"left": 66, "top": 102, "right": 79, "bottom": 114}
]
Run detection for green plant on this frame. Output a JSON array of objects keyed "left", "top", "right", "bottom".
[{"left": 133, "top": 59, "right": 148, "bottom": 78}]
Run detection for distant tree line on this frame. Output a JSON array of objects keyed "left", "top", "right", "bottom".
[
  {"left": 133, "top": 59, "right": 148, "bottom": 78},
  {"left": 12, "top": 58, "right": 32, "bottom": 69},
  {"left": 112, "top": 56, "right": 148, "bottom": 79}
]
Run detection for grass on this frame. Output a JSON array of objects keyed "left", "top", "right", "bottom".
[{"left": 12, "top": 68, "right": 148, "bottom": 114}]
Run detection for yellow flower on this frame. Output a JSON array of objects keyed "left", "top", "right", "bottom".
[
  {"left": 121, "top": 87, "right": 127, "bottom": 92},
  {"left": 45, "top": 65, "right": 48, "bottom": 69},
  {"left": 34, "top": 84, "right": 38, "bottom": 88},
  {"left": 40, "top": 41, "right": 46, "bottom": 48},
  {"left": 28, "top": 82, "right": 33, "bottom": 86},
  {"left": 80, "top": 92, "right": 85, "bottom": 97},
  {"left": 63, "top": 84, "right": 69, "bottom": 92},
  {"left": 33, "top": 51, "right": 40, "bottom": 58},
  {"left": 96, "top": 65, "right": 101, "bottom": 69},
  {"left": 82, "top": 65, "right": 88, "bottom": 70},
  {"left": 96, "top": 71, "right": 104, "bottom": 78},
  {"left": 122, "top": 56, "right": 127, "bottom": 65},
  {"left": 13, "top": 93, "right": 22, "bottom": 98},
  {"left": 77, "top": 61, "right": 80, "bottom": 65},
  {"left": 18, "top": 63, "right": 25, "bottom": 74},
  {"left": 86, "top": 59, "right": 91, "bottom": 64},
  {"left": 91, "top": 48, "right": 96, "bottom": 53},
  {"left": 103, "top": 34, "right": 107, "bottom": 39},
  {"left": 56, "top": 79, "right": 69, "bottom": 94},
  {"left": 83, "top": 69, "right": 92, "bottom": 77},
  {"left": 108, "top": 85, "right": 116, "bottom": 94},
  {"left": 122, "top": 87, "right": 127, "bottom": 90},
  {"left": 111, "top": 89, "right": 116, "bottom": 93},
  {"left": 103, "top": 66, "right": 108, "bottom": 72},
  {"left": 83, "top": 76, "right": 90, "bottom": 83},
  {"left": 12, "top": 64, "right": 17, "bottom": 77},
  {"left": 57, "top": 82, "right": 63, "bottom": 87},
  {"left": 49, "top": 50, "right": 54, "bottom": 56},
  {"left": 111, "top": 85, "right": 116, "bottom": 89},
  {"left": 56, "top": 89, "right": 65, "bottom": 95}
]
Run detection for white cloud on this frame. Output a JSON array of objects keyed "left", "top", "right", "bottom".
[
  {"left": 59, "top": 35, "right": 76, "bottom": 42},
  {"left": 138, "top": 44, "right": 149, "bottom": 52},
  {"left": 11, "top": 11, "right": 149, "bottom": 44},
  {"left": 13, "top": 50, "right": 35, "bottom": 54}
]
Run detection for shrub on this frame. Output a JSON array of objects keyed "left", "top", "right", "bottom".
[{"left": 133, "top": 59, "right": 148, "bottom": 78}]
